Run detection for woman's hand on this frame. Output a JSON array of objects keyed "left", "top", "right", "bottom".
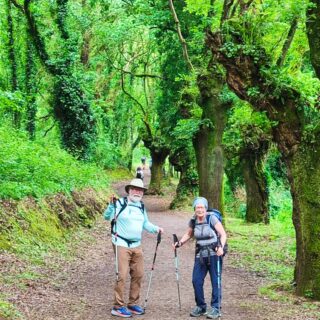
[
  {"left": 172, "top": 241, "right": 182, "bottom": 249},
  {"left": 216, "top": 245, "right": 224, "bottom": 256}
]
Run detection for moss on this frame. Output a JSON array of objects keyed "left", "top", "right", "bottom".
[
  {"left": 0, "top": 188, "right": 109, "bottom": 260},
  {"left": 0, "top": 234, "right": 11, "bottom": 250}
]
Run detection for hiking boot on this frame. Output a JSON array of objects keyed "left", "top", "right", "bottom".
[
  {"left": 206, "top": 307, "right": 221, "bottom": 319},
  {"left": 111, "top": 306, "right": 132, "bottom": 318},
  {"left": 190, "top": 306, "right": 207, "bottom": 317},
  {"left": 127, "top": 305, "right": 145, "bottom": 315}
]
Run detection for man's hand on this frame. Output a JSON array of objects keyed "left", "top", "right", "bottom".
[{"left": 109, "top": 194, "right": 118, "bottom": 205}]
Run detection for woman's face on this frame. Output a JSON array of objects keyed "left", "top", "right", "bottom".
[
  {"left": 128, "top": 187, "right": 144, "bottom": 202},
  {"left": 194, "top": 203, "right": 206, "bottom": 217}
]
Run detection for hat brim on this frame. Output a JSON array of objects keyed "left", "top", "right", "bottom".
[{"left": 125, "top": 185, "right": 148, "bottom": 193}]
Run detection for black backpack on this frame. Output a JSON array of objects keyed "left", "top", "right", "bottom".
[{"left": 190, "top": 209, "right": 228, "bottom": 255}]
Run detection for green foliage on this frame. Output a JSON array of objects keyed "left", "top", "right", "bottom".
[
  {"left": 90, "top": 138, "right": 121, "bottom": 169},
  {"left": 224, "top": 100, "right": 273, "bottom": 157},
  {"left": 0, "top": 91, "right": 26, "bottom": 114},
  {"left": 0, "top": 296, "right": 21, "bottom": 319},
  {"left": 227, "top": 216, "right": 295, "bottom": 282},
  {"left": 0, "top": 125, "right": 109, "bottom": 199},
  {"left": 53, "top": 74, "right": 97, "bottom": 159}
]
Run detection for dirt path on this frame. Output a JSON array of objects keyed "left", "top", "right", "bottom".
[{"left": 13, "top": 173, "right": 320, "bottom": 320}]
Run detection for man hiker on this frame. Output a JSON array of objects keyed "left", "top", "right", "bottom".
[
  {"left": 135, "top": 167, "right": 144, "bottom": 180},
  {"left": 104, "top": 178, "right": 164, "bottom": 318},
  {"left": 174, "top": 197, "right": 227, "bottom": 319}
]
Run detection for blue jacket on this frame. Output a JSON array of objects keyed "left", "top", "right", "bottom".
[{"left": 104, "top": 198, "right": 159, "bottom": 248}]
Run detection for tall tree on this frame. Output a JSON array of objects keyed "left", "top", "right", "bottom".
[
  {"left": 12, "top": 0, "right": 96, "bottom": 158},
  {"left": 205, "top": 0, "right": 320, "bottom": 299},
  {"left": 224, "top": 103, "right": 272, "bottom": 223},
  {"left": 6, "top": 0, "right": 20, "bottom": 127}
]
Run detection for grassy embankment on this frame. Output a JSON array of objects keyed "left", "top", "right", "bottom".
[{"left": 0, "top": 126, "right": 129, "bottom": 319}]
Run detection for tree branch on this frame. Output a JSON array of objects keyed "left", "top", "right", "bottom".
[
  {"left": 221, "top": 0, "right": 235, "bottom": 25},
  {"left": 168, "top": 0, "right": 194, "bottom": 71},
  {"left": 121, "top": 71, "right": 147, "bottom": 117},
  {"left": 239, "top": 0, "right": 254, "bottom": 15},
  {"left": 9, "top": 0, "right": 24, "bottom": 12},
  {"left": 24, "top": 0, "right": 57, "bottom": 75},
  {"left": 277, "top": 17, "right": 298, "bottom": 67},
  {"left": 43, "top": 121, "right": 57, "bottom": 137}
]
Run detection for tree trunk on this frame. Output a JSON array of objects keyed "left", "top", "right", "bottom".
[
  {"left": 194, "top": 61, "right": 229, "bottom": 211},
  {"left": 6, "top": 0, "right": 20, "bottom": 127},
  {"left": 206, "top": 30, "right": 320, "bottom": 299},
  {"left": 24, "top": 0, "right": 96, "bottom": 159},
  {"left": 144, "top": 146, "right": 169, "bottom": 194},
  {"left": 147, "top": 149, "right": 168, "bottom": 195},
  {"left": 241, "top": 149, "right": 269, "bottom": 224},
  {"left": 169, "top": 148, "right": 197, "bottom": 209},
  {"left": 25, "top": 40, "right": 37, "bottom": 139},
  {"left": 170, "top": 168, "right": 197, "bottom": 209},
  {"left": 289, "top": 146, "right": 320, "bottom": 298},
  {"left": 306, "top": 0, "right": 320, "bottom": 79}
]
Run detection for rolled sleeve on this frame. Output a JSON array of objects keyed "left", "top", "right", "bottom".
[
  {"left": 104, "top": 204, "right": 115, "bottom": 221},
  {"left": 143, "top": 210, "right": 158, "bottom": 233}
]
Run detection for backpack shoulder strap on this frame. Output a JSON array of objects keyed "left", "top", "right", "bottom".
[
  {"left": 190, "top": 217, "right": 196, "bottom": 229},
  {"left": 111, "top": 197, "right": 128, "bottom": 234},
  {"left": 140, "top": 201, "right": 145, "bottom": 214},
  {"left": 115, "top": 197, "right": 128, "bottom": 219}
]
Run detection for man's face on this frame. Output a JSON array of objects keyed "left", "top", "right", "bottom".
[{"left": 128, "top": 187, "right": 144, "bottom": 202}]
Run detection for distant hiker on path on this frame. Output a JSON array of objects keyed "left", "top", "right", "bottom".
[
  {"left": 135, "top": 166, "right": 144, "bottom": 180},
  {"left": 141, "top": 156, "right": 146, "bottom": 170},
  {"left": 174, "top": 197, "right": 227, "bottom": 319},
  {"left": 104, "top": 178, "right": 164, "bottom": 318}
]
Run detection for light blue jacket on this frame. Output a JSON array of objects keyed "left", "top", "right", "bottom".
[{"left": 104, "top": 197, "right": 159, "bottom": 248}]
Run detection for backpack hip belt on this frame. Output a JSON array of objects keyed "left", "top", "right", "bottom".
[
  {"left": 195, "top": 242, "right": 218, "bottom": 265},
  {"left": 111, "top": 197, "right": 145, "bottom": 248},
  {"left": 114, "top": 233, "right": 139, "bottom": 248}
]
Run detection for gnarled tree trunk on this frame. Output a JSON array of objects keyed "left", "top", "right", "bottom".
[
  {"left": 194, "top": 61, "right": 230, "bottom": 211},
  {"left": 169, "top": 147, "right": 197, "bottom": 209},
  {"left": 206, "top": 30, "right": 320, "bottom": 298},
  {"left": 241, "top": 143, "right": 269, "bottom": 224},
  {"left": 147, "top": 148, "right": 169, "bottom": 195}
]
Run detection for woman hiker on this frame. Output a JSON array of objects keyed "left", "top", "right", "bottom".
[{"left": 174, "top": 197, "right": 227, "bottom": 319}]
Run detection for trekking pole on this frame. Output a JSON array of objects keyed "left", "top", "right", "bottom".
[
  {"left": 173, "top": 234, "right": 182, "bottom": 311},
  {"left": 217, "top": 256, "right": 221, "bottom": 316},
  {"left": 113, "top": 196, "right": 119, "bottom": 281},
  {"left": 143, "top": 232, "right": 162, "bottom": 311}
]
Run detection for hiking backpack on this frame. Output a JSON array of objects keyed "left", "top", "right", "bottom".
[
  {"left": 190, "top": 209, "right": 228, "bottom": 255},
  {"left": 110, "top": 197, "right": 145, "bottom": 247}
]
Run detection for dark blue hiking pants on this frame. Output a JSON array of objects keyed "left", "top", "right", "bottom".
[{"left": 192, "top": 255, "right": 222, "bottom": 310}]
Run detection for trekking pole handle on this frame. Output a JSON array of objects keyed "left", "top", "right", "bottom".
[
  {"left": 173, "top": 234, "right": 179, "bottom": 245},
  {"left": 173, "top": 234, "right": 179, "bottom": 256},
  {"left": 157, "top": 231, "right": 162, "bottom": 244}
]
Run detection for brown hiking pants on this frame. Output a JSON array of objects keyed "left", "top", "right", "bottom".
[{"left": 113, "top": 245, "right": 144, "bottom": 307}]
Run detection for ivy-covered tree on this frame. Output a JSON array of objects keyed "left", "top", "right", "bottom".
[
  {"left": 224, "top": 102, "right": 272, "bottom": 224},
  {"left": 11, "top": 0, "right": 96, "bottom": 158},
  {"left": 199, "top": 0, "right": 320, "bottom": 299}
]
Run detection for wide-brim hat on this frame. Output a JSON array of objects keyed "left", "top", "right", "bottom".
[{"left": 125, "top": 178, "right": 148, "bottom": 193}]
